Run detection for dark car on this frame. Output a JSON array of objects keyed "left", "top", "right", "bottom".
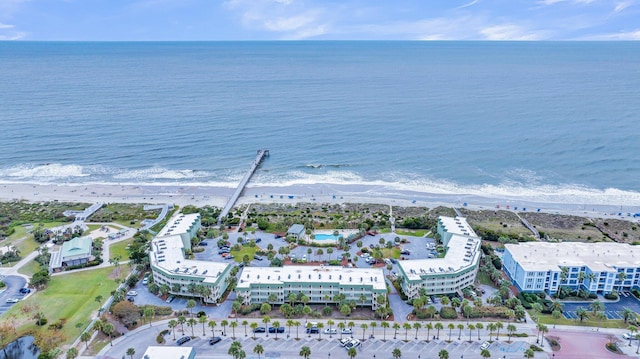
[
  {"left": 256, "top": 238, "right": 262, "bottom": 243},
  {"left": 218, "top": 249, "right": 231, "bottom": 254},
  {"left": 209, "top": 336, "right": 222, "bottom": 345},
  {"left": 369, "top": 244, "right": 375, "bottom": 248},
  {"left": 19, "top": 288, "right": 31, "bottom": 294},
  {"left": 306, "top": 328, "right": 319, "bottom": 334},
  {"left": 200, "top": 242, "right": 208, "bottom": 246},
  {"left": 253, "top": 327, "right": 266, "bottom": 333},
  {"left": 177, "top": 336, "right": 191, "bottom": 345},
  {"left": 254, "top": 255, "right": 263, "bottom": 261},
  {"left": 127, "top": 297, "right": 135, "bottom": 303},
  {"left": 400, "top": 250, "right": 410, "bottom": 255},
  {"left": 224, "top": 255, "right": 235, "bottom": 260},
  {"left": 268, "top": 326, "right": 285, "bottom": 333},
  {"left": 390, "top": 258, "right": 398, "bottom": 264}
]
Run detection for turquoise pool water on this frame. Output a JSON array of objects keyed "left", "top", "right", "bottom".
[{"left": 314, "top": 234, "right": 342, "bottom": 240}]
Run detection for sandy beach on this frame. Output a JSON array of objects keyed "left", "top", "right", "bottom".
[{"left": 1, "top": 181, "right": 639, "bottom": 223}]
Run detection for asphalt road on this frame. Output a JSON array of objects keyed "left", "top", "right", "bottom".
[{"left": 0, "top": 275, "right": 27, "bottom": 316}]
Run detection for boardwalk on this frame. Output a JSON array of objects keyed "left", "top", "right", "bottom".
[
  {"left": 218, "top": 149, "right": 269, "bottom": 225},
  {"left": 515, "top": 212, "right": 540, "bottom": 239}
]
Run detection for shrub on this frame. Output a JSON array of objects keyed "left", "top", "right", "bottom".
[
  {"left": 156, "top": 332, "right": 165, "bottom": 344},
  {"left": 604, "top": 293, "right": 618, "bottom": 300},
  {"left": 530, "top": 345, "right": 543, "bottom": 352},
  {"left": 439, "top": 307, "right": 458, "bottom": 319},
  {"left": 512, "top": 333, "right": 529, "bottom": 337},
  {"left": 36, "top": 317, "right": 48, "bottom": 326},
  {"left": 239, "top": 304, "right": 260, "bottom": 315}
]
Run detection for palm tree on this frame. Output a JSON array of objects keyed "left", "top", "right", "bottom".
[
  {"left": 199, "top": 315, "right": 208, "bottom": 336},
  {"left": 457, "top": 324, "right": 464, "bottom": 340},
  {"left": 66, "top": 348, "right": 79, "bottom": 359},
  {"left": 102, "top": 323, "right": 114, "bottom": 346},
  {"left": 435, "top": 322, "right": 443, "bottom": 340},
  {"left": 589, "top": 300, "right": 604, "bottom": 315},
  {"left": 347, "top": 347, "right": 357, "bottom": 358},
  {"left": 338, "top": 322, "right": 346, "bottom": 339},
  {"left": 299, "top": 345, "right": 311, "bottom": 359},
  {"left": 361, "top": 323, "right": 368, "bottom": 340},
  {"left": 177, "top": 315, "right": 186, "bottom": 333},
  {"left": 447, "top": 323, "right": 454, "bottom": 341},
  {"left": 209, "top": 320, "right": 217, "bottom": 338},
  {"left": 242, "top": 320, "right": 249, "bottom": 337},
  {"left": 294, "top": 321, "right": 301, "bottom": 339},
  {"left": 507, "top": 324, "right": 517, "bottom": 342},
  {"left": 126, "top": 348, "right": 135, "bottom": 359},
  {"left": 221, "top": 319, "right": 229, "bottom": 336},
  {"left": 467, "top": 324, "right": 475, "bottom": 342},
  {"left": 413, "top": 322, "right": 422, "bottom": 340},
  {"left": 370, "top": 321, "right": 377, "bottom": 338},
  {"left": 230, "top": 321, "right": 238, "bottom": 338},
  {"left": 262, "top": 317, "right": 270, "bottom": 337},
  {"left": 627, "top": 326, "right": 638, "bottom": 346},
  {"left": 380, "top": 321, "right": 389, "bottom": 340},
  {"left": 250, "top": 322, "right": 258, "bottom": 339},
  {"left": 425, "top": 323, "right": 433, "bottom": 341},
  {"left": 393, "top": 322, "right": 400, "bottom": 339},
  {"left": 622, "top": 308, "right": 636, "bottom": 324},
  {"left": 168, "top": 319, "right": 178, "bottom": 340},
  {"left": 438, "top": 349, "right": 449, "bottom": 359},
  {"left": 576, "top": 307, "right": 588, "bottom": 322},
  {"left": 617, "top": 271, "right": 628, "bottom": 292},
  {"left": 253, "top": 344, "right": 264, "bottom": 359},
  {"left": 80, "top": 331, "right": 92, "bottom": 349},
  {"left": 480, "top": 348, "right": 491, "bottom": 358},
  {"left": 187, "top": 318, "right": 197, "bottom": 336},
  {"left": 403, "top": 323, "right": 411, "bottom": 340},
  {"left": 392, "top": 348, "right": 402, "bottom": 359},
  {"left": 476, "top": 323, "right": 484, "bottom": 340},
  {"left": 495, "top": 321, "right": 503, "bottom": 340},
  {"left": 487, "top": 323, "right": 496, "bottom": 339}
]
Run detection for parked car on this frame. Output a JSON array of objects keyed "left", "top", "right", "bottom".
[
  {"left": 253, "top": 327, "right": 266, "bottom": 333},
  {"left": 200, "top": 241, "right": 208, "bottom": 246},
  {"left": 177, "top": 336, "right": 191, "bottom": 345},
  {"left": 345, "top": 339, "right": 360, "bottom": 349},
  {"left": 19, "top": 288, "right": 31, "bottom": 294},
  {"left": 127, "top": 297, "right": 135, "bottom": 303},
  {"left": 254, "top": 255, "right": 263, "bottom": 261},
  {"left": 219, "top": 250, "right": 230, "bottom": 255},
  {"left": 323, "top": 328, "right": 337, "bottom": 334},
  {"left": 480, "top": 341, "right": 491, "bottom": 350},
  {"left": 256, "top": 238, "right": 262, "bottom": 243},
  {"left": 390, "top": 258, "right": 398, "bottom": 264},
  {"left": 341, "top": 328, "right": 352, "bottom": 334},
  {"left": 268, "top": 326, "right": 285, "bottom": 333},
  {"left": 224, "top": 255, "right": 234, "bottom": 260},
  {"left": 306, "top": 328, "right": 319, "bottom": 334},
  {"left": 400, "top": 250, "right": 410, "bottom": 255},
  {"left": 209, "top": 336, "right": 222, "bottom": 345},
  {"left": 6, "top": 298, "right": 20, "bottom": 303},
  {"left": 166, "top": 296, "right": 175, "bottom": 303},
  {"left": 369, "top": 244, "right": 375, "bottom": 248},
  {"left": 142, "top": 278, "right": 149, "bottom": 285},
  {"left": 340, "top": 337, "right": 351, "bottom": 346},
  {"left": 623, "top": 333, "right": 638, "bottom": 340},
  {"left": 126, "top": 290, "right": 137, "bottom": 296}
]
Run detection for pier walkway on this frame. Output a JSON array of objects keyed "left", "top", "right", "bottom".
[
  {"left": 515, "top": 212, "right": 540, "bottom": 239},
  {"left": 218, "top": 149, "right": 269, "bottom": 225}
]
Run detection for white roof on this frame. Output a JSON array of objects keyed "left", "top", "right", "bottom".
[
  {"left": 398, "top": 233, "right": 481, "bottom": 281},
  {"left": 505, "top": 241, "right": 640, "bottom": 272},
  {"left": 236, "top": 266, "right": 386, "bottom": 291},
  {"left": 438, "top": 216, "right": 477, "bottom": 237},
  {"left": 156, "top": 213, "right": 200, "bottom": 237},
  {"left": 143, "top": 346, "right": 194, "bottom": 358}
]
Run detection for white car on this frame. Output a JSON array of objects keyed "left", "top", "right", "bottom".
[
  {"left": 341, "top": 328, "right": 352, "bottom": 334},
  {"left": 6, "top": 298, "right": 20, "bottom": 303},
  {"left": 345, "top": 339, "right": 360, "bottom": 349},
  {"left": 126, "top": 290, "right": 138, "bottom": 296},
  {"left": 340, "top": 337, "right": 351, "bottom": 346},
  {"left": 480, "top": 341, "right": 491, "bottom": 350},
  {"left": 623, "top": 333, "right": 638, "bottom": 340},
  {"left": 324, "top": 328, "right": 337, "bottom": 334}
]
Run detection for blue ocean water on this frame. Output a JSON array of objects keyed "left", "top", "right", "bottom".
[{"left": 0, "top": 41, "right": 639, "bottom": 206}]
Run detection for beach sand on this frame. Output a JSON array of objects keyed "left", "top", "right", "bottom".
[{"left": 1, "top": 181, "right": 638, "bottom": 223}]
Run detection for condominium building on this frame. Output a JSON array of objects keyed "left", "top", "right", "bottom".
[
  {"left": 503, "top": 241, "right": 640, "bottom": 294},
  {"left": 397, "top": 216, "right": 482, "bottom": 299},
  {"left": 149, "top": 213, "right": 232, "bottom": 304},
  {"left": 235, "top": 266, "right": 387, "bottom": 309}
]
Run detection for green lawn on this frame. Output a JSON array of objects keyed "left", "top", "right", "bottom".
[
  {"left": 2, "top": 267, "right": 127, "bottom": 346},
  {"left": 381, "top": 247, "right": 401, "bottom": 259},
  {"left": 7, "top": 225, "right": 27, "bottom": 240},
  {"left": 17, "top": 258, "right": 41, "bottom": 277},
  {"left": 230, "top": 246, "right": 258, "bottom": 262},
  {"left": 109, "top": 238, "right": 134, "bottom": 260},
  {"left": 476, "top": 272, "right": 496, "bottom": 287},
  {"left": 86, "top": 224, "right": 101, "bottom": 232},
  {"left": 395, "top": 229, "right": 429, "bottom": 237},
  {"left": 536, "top": 313, "right": 628, "bottom": 329}
]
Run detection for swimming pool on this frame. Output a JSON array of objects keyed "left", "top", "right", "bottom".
[{"left": 314, "top": 233, "right": 342, "bottom": 240}]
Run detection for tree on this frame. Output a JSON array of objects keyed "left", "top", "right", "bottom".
[
  {"left": 576, "top": 307, "right": 588, "bottom": 322},
  {"left": 186, "top": 299, "right": 197, "bottom": 316},
  {"left": 347, "top": 347, "right": 357, "bottom": 358},
  {"left": 392, "top": 348, "right": 402, "bottom": 359},
  {"left": 617, "top": 271, "right": 628, "bottom": 292},
  {"left": 299, "top": 345, "right": 311, "bottom": 359},
  {"left": 221, "top": 320, "right": 229, "bottom": 336},
  {"left": 66, "top": 347, "right": 78, "bottom": 359},
  {"left": 294, "top": 321, "right": 301, "bottom": 339},
  {"left": 447, "top": 323, "right": 454, "bottom": 341},
  {"left": 102, "top": 323, "right": 115, "bottom": 346},
  {"left": 523, "top": 348, "right": 534, "bottom": 358},
  {"left": 144, "top": 307, "right": 155, "bottom": 327},
  {"left": 187, "top": 318, "right": 197, "bottom": 336},
  {"left": 507, "top": 324, "right": 517, "bottom": 342},
  {"left": 393, "top": 322, "right": 400, "bottom": 339},
  {"left": 230, "top": 321, "right": 238, "bottom": 338},
  {"left": 622, "top": 308, "right": 636, "bottom": 324},
  {"left": 242, "top": 320, "right": 249, "bottom": 337},
  {"left": 401, "top": 322, "right": 410, "bottom": 340},
  {"left": 80, "top": 331, "right": 92, "bottom": 349},
  {"left": 360, "top": 323, "right": 369, "bottom": 340},
  {"left": 126, "top": 347, "right": 135, "bottom": 359},
  {"left": 260, "top": 302, "right": 272, "bottom": 315},
  {"left": 425, "top": 323, "right": 433, "bottom": 341},
  {"left": 435, "top": 322, "right": 443, "bottom": 340},
  {"left": 178, "top": 315, "right": 187, "bottom": 333},
  {"left": 476, "top": 323, "right": 484, "bottom": 340},
  {"left": 253, "top": 343, "right": 264, "bottom": 359},
  {"left": 168, "top": 319, "right": 178, "bottom": 340},
  {"left": 111, "top": 301, "right": 141, "bottom": 328},
  {"left": 95, "top": 295, "right": 104, "bottom": 311},
  {"left": 456, "top": 323, "right": 464, "bottom": 340},
  {"left": 413, "top": 322, "right": 422, "bottom": 340},
  {"left": 262, "top": 316, "right": 271, "bottom": 337},
  {"left": 481, "top": 348, "right": 491, "bottom": 358},
  {"left": 250, "top": 322, "right": 258, "bottom": 339},
  {"left": 209, "top": 320, "right": 218, "bottom": 338},
  {"left": 381, "top": 321, "right": 390, "bottom": 341},
  {"left": 438, "top": 349, "right": 449, "bottom": 359},
  {"left": 229, "top": 341, "right": 244, "bottom": 359},
  {"left": 627, "top": 326, "right": 637, "bottom": 347},
  {"left": 200, "top": 315, "right": 208, "bottom": 336},
  {"left": 495, "top": 321, "right": 503, "bottom": 340}
]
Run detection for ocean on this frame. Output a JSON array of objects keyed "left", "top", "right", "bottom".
[{"left": 1, "top": 41, "right": 639, "bottom": 209}]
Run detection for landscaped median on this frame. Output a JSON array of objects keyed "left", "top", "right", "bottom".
[{"left": 0, "top": 266, "right": 127, "bottom": 356}]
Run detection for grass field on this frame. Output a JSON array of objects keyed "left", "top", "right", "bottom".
[
  {"left": 2, "top": 267, "right": 127, "bottom": 346},
  {"left": 381, "top": 247, "right": 401, "bottom": 259},
  {"left": 231, "top": 246, "right": 258, "bottom": 262},
  {"left": 536, "top": 313, "right": 629, "bottom": 329},
  {"left": 476, "top": 272, "right": 496, "bottom": 287},
  {"left": 17, "top": 258, "right": 41, "bottom": 277},
  {"left": 394, "top": 229, "right": 430, "bottom": 237},
  {"left": 109, "top": 238, "right": 133, "bottom": 260}
]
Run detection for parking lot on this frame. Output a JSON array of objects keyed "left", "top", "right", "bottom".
[
  {"left": 562, "top": 294, "right": 640, "bottom": 320},
  {"left": 0, "top": 275, "right": 27, "bottom": 316}
]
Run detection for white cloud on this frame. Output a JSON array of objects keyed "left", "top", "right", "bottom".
[
  {"left": 457, "top": 0, "right": 479, "bottom": 9},
  {"left": 586, "top": 29, "right": 640, "bottom": 39},
  {"left": 614, "top": 0, "right": 634, "bottom": 12},
  {"left": 0, "top": 22, "right": 15, "bottom": 29},
  {"left": 480, "top": 24, "right": 543, "bottom": 40},
  {"left": 539, "top": 0, "right": 597, "bottom": 4}
]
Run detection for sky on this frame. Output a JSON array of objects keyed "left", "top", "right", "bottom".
[{"left": 1, "top": 0, "right": 639, "bottom": 41}]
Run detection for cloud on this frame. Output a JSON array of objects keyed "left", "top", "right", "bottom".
[
  {"left": 0, "top": 22, "right": 14, "bottom": 29},
  {"left": 0, "top": 21, "right": 26, "bottom": 40},
  {"left": 480, "top": 24, "right": 543, "bottom": 40},
  {"left": 586, "top": 29, "right": 640, "bottom": 39},
  {"left": 457, "top": 0, "right": 479, "bottom": 9},
  {"left": 539, "top": 0, "right": 597, "bottom": 4},
  {"left": 614, "top": 0, "right": 634, "bottom": 12}
]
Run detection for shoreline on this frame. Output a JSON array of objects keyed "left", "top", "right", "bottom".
[{"left": 0, "top": 182, "right": 638, "bottom": 222}]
